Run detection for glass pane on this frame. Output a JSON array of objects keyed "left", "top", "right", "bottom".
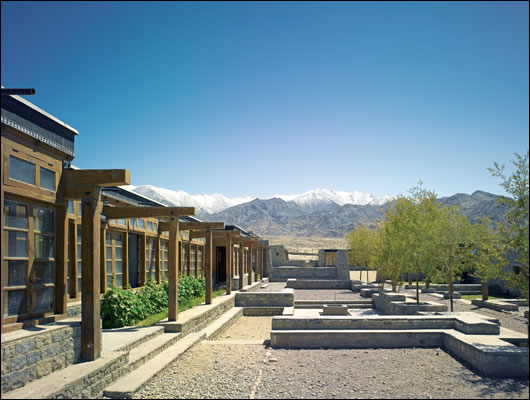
[
  {"left": 67, "top": 277, "right": 70, "bottom": 294},
  {"left": 147, "top": 221, "right": 153, "bottom": 231},
  {"left": 107, "top": 275, "right": 113, "bottom": 289},
  {"left": 35, "top": 207, "right": 55, "bottom": 233},
  {"left": 7, "top": 260, "right": 27, "bottom": 286},
  {"left": 78, "top": 205, "right": 82, "bottom": 217},
  {"left": 115, "top": 261, "right": 122, "bottom": 274},
  {"left": 77, "top": 278, "right": 82, "bottom": 292},
  {"left": 106, "top": 232, "right": 112, "bottom": 246},
  {"left": 115, "top": 246, "right": 122, "bottom": 259},
  {"left": 114, "top": 233, "right": 122, "bottom": 246},
  {"left": 118, "top": 219, "right": 126, "bottom": 226},
  {"left": 7, "top": 231, "right": 28, "bottom": 257},
  {"left": 40, "top": 167, "right": 56, "bottom": 191},
  {"left": 33, "top": 286, "right": 54, "bottom": 312},
  {"left": 5, "top": 200, "right": 28, "bottom": 229},
  {"left": 9, "top": 155, "right": 35, "bottom": 185},
  {"left": 115, "top": 274, "right": 123, "bottom": 287},
  {"left": 153, "top": 223, "right": 157, "bottom": 232},
  {"left": 106, "top": 261, "right": 113, "bottom": 274},
  {"left": 68, "top": 201, "right": 75, "bottom": 214},
  {"left": 35, "top": 234, "right": 55, "bottom": 259},
  {"left": 106, "top": 245, "right": 112, "bottom": 260},
  {"left": 138, "top": 219, "right": 145, "bottom": 229},
  {"left": 33, "top": 261, "right": 54, "bottom": 284},
  {"left": 131, "top": 218, "right": 137, "bottom": 228},
  {"left": 6, "top": 290, "right": 26, "bottom": 316},
  {"left": 77, "top": 227, "right": 82, "bottom": 243},
  {"left": 77, "top": 261, "right": 82, "bottom": 278}
]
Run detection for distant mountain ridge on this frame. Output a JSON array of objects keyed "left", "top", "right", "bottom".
[{"left": 127, "top": 185, "right": 506, "bottom": 237}]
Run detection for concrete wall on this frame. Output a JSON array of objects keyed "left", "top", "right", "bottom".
[
  {"left": 270, "top": 266, "right": 338, "bottom": 282},
  {"left": 235, "top": 290, "right": 294, "bottom": 307},
  {"left": 270, "top": 245, "right": 289, "bottom": 266},
  {"left": 1, "top": 322, "right": 82, "bottom": 394},
  {"left": 373, "top": 292, "right": 447, "bottom": 315},
  {"left": 336, "top": 250, "right": 350, "bottom": 281}
]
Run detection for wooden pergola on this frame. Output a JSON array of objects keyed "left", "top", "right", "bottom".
[{"left": 60, "top": 168, "right": 196, "bottom": 361}]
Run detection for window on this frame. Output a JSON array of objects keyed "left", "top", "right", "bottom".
[
  {"left": 147, "top": 221, "right": 153, "bottom": 231},
  {"left": 3, "top": 200, "right": 55, "bottom": 318},
  {"left": 130, "top": 218, "right": 137, "bottom": 229},
  {"left": 190, "top": 245, "right": 196, "bottom": 277},
  {"left": 160, "top": 240, "right": 169, "bottom": 281},
  {"left": 105, "top": 232, "right": 124, "bottom": 289},
  {"left": 9, "top": 155, "right": 35, "bottom": 185},
  {"left": 77, "top": 226, "right": 82, "bottom": 293},
  {"left": 153, "top": 222, "right": 157, "bottom": 232},
  {"left": 145, "top": 238, "right": 157, "bottom": 283},
  {"left": 180, "top": 243, "right": 187, "bottom": 275},
  {"left": 138, "top": 219, "right": 145, "bottom": 229},
  {"left": 40, "top": 167, "right": 56, "bottom": 191},
  {"left": 197, "top": 246, "right": 203, "bottom": 276},
  {"left": 67, "top": 201, "right": 75, "bottom": 215},
  {"left": 117, "top": 219, "right": 126, "bottom": 226}
]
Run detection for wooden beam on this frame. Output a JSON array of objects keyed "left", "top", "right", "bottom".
[
  {"left": 225, "top": 235, "right": 232, "bottom": 295},
  {"left": 239, "top": 242, "right": 244, "bottom": 290},
  {"left": 62, "top": 169, "right": 130, "bottom": 187},
  {"left": 247, "top": 245, "right": 253, "bottom": 286},
  {"left": 168, "top": 218, "right": 179, "bottom": 321},
  {"left": 205, "top": 229, "right": 213, "bottom": 304},
  {"left": 81, "top": 186, "right": 103, "bottom": 361},
  {"left": 54, "top": 204, "right": 68, "bottom": 315},
  {"left": 179, "top": 222, "right": 225, "bottom": 231},
  {"left": 189, "top": 230, "right": 240, "bottom": 239},
  {"left": 103, "top": 206, "right": 195, "bottom": 219}
]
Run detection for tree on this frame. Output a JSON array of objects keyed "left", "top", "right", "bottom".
[
  {"left": 489, "top": 151, "right": 529, "bottom": 335},
  {"left": 346, "top": 225, "right": 378, "bottom": 283},
  {"left": 468, "top": 217, "right": 505, "bottom": 300},
  {"left": 431, "top": 205, "right": 474, "bottom": 311}
]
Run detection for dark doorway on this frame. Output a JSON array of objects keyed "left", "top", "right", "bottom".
[
  {"left": 216, "top": 246, "right": 226, "bottom": 283},
  {"left": 128, "top": 234, "right": 139, "bottom": 288}
]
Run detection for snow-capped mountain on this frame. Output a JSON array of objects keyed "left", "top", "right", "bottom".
[
  {"left": 125, "top": 185, "right": 395, "bottom": 216},
  {"left": 271, "top": 188, "right": 395, "bottom": 207},
  {"left": 124, "top": 185, "right": 255, "bottom": 216}
]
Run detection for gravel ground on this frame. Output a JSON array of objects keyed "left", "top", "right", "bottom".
[
  {"left": 410, "top": 291, "right": 528, "bottom": 334},
  {"left": 132, "top": 315, "right": 529, "bottom": 399}
]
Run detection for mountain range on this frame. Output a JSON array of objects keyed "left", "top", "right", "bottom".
[{"left": 127, "top": 185, "right": 506, "bottom": 237}]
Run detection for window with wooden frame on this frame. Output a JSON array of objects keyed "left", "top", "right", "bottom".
[
  {"left": 197, "top": 246, "right": 203, "bottom": 277},
  {"left": 160, "top": 240, "right": 169, "bottom": 281},
  {"left": 190, "top": 245, "right": 196, "bottom": 277},
  {"left": 3, "top": 199, "right": 56, "bottom": 321},
  {"left": 76, "top": 226, "right": 82, "bottom": 294},
  {"left": 105, "top": 231, "right": 124, "bottom": 289},
  {"left": 145, "top": 237, "right": 157, "bottom": 283},
  {"left": 180, "top": 242, "right": 187, "bottom": 276}
]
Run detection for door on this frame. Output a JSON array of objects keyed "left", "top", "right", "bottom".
[
  {"left": 216, "top": 246, "right": 226, "bottom": 283},
  {"left": 128, "top": 234, "right": 139, "bottom": 288}
]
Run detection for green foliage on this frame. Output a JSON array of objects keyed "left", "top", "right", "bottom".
[
  {"left": 102, "top": 276, "right": 206, "bottom": 329},
  {"left": 489, "top": 151, "right": 529, "bottom": 303},
  {"left": 346, "top": 224, "right": 379, "bottom": 283}
]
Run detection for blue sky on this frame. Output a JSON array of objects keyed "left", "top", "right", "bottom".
[{"left": 2, "top": 1, "right": 528, "bottom": 199}]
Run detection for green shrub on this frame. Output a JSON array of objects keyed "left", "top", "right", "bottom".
[{"left": 102, "top": 276, "right": 206, "bottom": 329}]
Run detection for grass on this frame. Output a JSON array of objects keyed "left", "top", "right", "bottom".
[
  {"left": 136, "top": 287, "right": 227, "bottom": 327},
  {"left": 461, "top": 294, "right": 505, "bottom": 301}
]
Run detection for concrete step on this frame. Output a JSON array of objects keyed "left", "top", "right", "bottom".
[
  {"left": 203, "top": 307, "right": 243, "bottom": 339},
  {"left": 294, "top": 304, "right": 373, "bottom": 309},
  {"left": 126, "top": 331, "right": 183, "bottom": 371},
  {"left": 104, "top": 332, "right": 206, "bottom": 399},
  {"left": 243, "top": 307, "right": 286, "bottom": 316},
  {"left": 103, "top": 325, "right": 165, "bottom": 352},
  {"left": 3, "top": 351, "right": 128, "bottom": 399}
]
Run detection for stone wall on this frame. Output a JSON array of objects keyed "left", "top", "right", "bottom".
[
  {"left": 270, "top": 266, "right": 337, "bottom": 282},
  {"left": 286, "top": 279, "right": 351, "bottom": 289},
  {"left": 235, "top": 289, "right": 294, "bottom": 307},
  {"left": 1, "top": 321, "right": 82, "bottom": 394},
  {"left": 373, "top": 292, "right": 447, "bottom": 315}
]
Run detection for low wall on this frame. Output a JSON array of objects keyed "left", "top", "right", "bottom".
[
  {"left": 286, "top": 279, "right": 351, "bottom": 289},
  {"left": 1, "top": 321, "right": 82, "bottom": 394},
  {"left": 235, "top": 289, "right": 294, "bottom": 308},
  {"left": 271, "top": 266, "right": 337, "bottom": 282},
  {"left": 373, "top": 292, "right": 447, "bottom": 315}
]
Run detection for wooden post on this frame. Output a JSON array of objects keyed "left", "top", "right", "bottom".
[
  {"left": 81, "top": 186, "right": 102, "bottom": 361},
  {"left": 205, "top": 228, "right": 213, "bottom": 304},
  {"left": 254, "top": 246, "right": 259, "bottom": 282},
  {"left": 194, "top": 244, "right": 199, "bottom": 278},
  {"left": 168, "top": 217, "right": 180, "bottom": 321},
  {"left": 155, "top": 237, "right": 160, "bottom": 283},
  {"left": 257, "top": 246, "right": 261, "bottom": 281},
  {"left": 55, "top": 203, "right": 68, "bottom": 315},
  {"left": 239, "top": 242, "right": 244, "bottom": 290},
  {"left": 247, "top": 245, "right": 252, "bottom": 285},
  {"left": 225, "top": 234, "right": 232, "bottom": 295}
]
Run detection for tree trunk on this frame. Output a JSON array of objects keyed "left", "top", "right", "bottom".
[
  {"left": 425, "top": 277, "right": 430, "bottom": 289},
  {"left": 408, "top": 273, "right": 412, "bottom": 285},
  {"left": 448, "top": 268, "right": 454, "bottom": 312},
  {"left": 481, "top": 280, "right": 489, "bottom": 301},
  {"left": 416, "top": 270, "right": 420, "bottom": 305}
]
